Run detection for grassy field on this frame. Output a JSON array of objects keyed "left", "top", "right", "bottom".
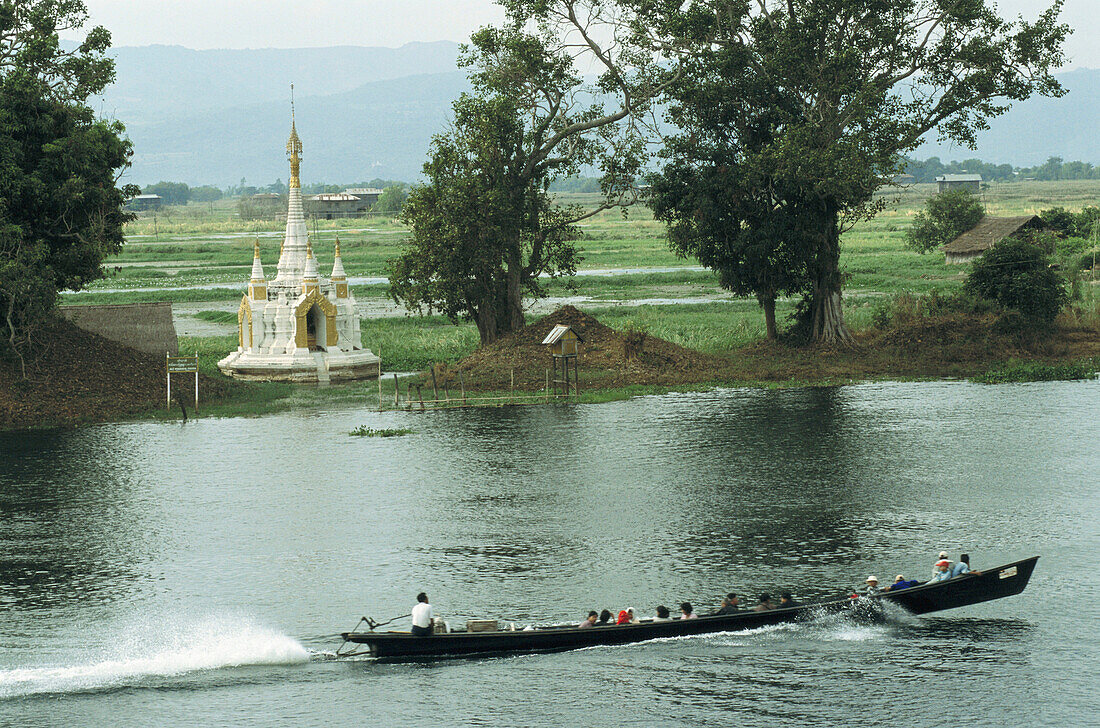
[{"left": 72, "top": 181, "right": 1100, "bottom": 395}]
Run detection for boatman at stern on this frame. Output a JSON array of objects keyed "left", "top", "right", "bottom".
[{"left": 411, "top": 592, "right": 433, "bottom": 636}]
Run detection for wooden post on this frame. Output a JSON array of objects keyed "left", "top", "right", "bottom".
[
  {"left": 393, "top": 373, "right": 400, "bottom": 407},
  {"left": 431, "top": 366, "right": 439, "bottom": 401},
  {"left": 510, "top": 368, "right": 514, "bottom": 402},
  {"left": 166, "top": 352, "right": 171, "bottom": 409},
  {"left": 459, "top": 371, "right": 466, "bottom": 404},
  {"left": 545, "top": 368, "right": 550, "bottom": 403},
  {"left": 377, "top": 362, "right": 383, "bottom": 411},
  {"left": 443, "top": 381, "right": 450, "bottom": 407},
  {"left": 417, "top": 384, "right": 424, "bottom": 410},
  {"left": 194, "top": 351, "right": 199, "bottom": 412}
]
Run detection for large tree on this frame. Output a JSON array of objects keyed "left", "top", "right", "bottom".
[
  {"left": 0, "top": 0, "right": 136, "bottom": 372},
  {"left": 629, "top": 0, "right": 1067, "bottom": 342},
  {"left": 391, "top": 3, "right": 671, "bottom": 345}
]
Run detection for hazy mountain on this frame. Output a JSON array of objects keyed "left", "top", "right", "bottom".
[
  {"left": 97, "top": 41, "right": 461, "bottom": 127},
  {"left": 126, "top": 71, "right": 469, "bottom": 186},
  {"left": 104, "top": 41, "right": 1100, "bottom": 186},
  {"left": 913, "top": 68, "right": 1100, "bottom": 167}
]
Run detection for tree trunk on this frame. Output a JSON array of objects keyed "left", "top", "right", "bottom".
[
  {"left": 810, "top": 211, "right": 852, "bottom": 344},
  {"left": 475, "top": 301, "right": 498, "bottom": 345},
  {"left": 761, "top": 296, "right": 777, "bottom": 340},
  {"left": 505, "top": 261, "right": 525, "bottom": 334}
]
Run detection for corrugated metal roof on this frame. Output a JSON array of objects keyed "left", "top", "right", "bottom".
[
  {"left": 541, "top": 324, "right": 584, "bottom": 345},
  {"left": 935, "top": 174, "right": 983, "bottom": 182},
  {"left": 942, "top": 215, "right": 1042, "bottom": 254},
  {"left": 309, "top": 193, "right": 361, "bottom": 201}
]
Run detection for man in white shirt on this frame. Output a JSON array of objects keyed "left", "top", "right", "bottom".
[{"left": 411, "top": 592, "right": 433, "bottom": 636}]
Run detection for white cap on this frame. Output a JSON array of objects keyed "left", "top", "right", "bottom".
[{"left": 866, "top": 575, "right": 878, "bottom": 583}]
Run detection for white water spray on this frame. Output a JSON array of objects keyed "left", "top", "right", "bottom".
[{"left": 0, "top": 615, "right": 309, "bottom": 699}]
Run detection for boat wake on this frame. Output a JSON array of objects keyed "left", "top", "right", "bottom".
[{"left": 0, "top": 615, "right": 309, "bottom": 699}]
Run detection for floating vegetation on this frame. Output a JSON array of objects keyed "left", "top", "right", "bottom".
[
  {"left": 349, "top": 426, "right": 414, "bottom": 437},
  {"left": 971, "top": 359, "right": 1099, "bottom": 384}
]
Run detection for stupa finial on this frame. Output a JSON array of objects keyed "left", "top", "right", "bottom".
[
  {"left": 253, "top": 237, "right": 261, "bottom": 259},
  {"left": 287, "top": 84, "right": 302, "bottom": 190},
  {"left": 334, "top": 234, "right": 341, "bottom": 258}
]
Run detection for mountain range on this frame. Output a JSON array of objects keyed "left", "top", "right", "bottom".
[{"left": 97, "top": 43, "right": 1100, "bottom": 187}]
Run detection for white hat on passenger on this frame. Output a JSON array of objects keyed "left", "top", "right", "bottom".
[{"left": 866, "top": 575, "right": 878, "bottom": 583}]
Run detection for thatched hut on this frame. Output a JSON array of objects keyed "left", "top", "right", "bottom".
[
  {"left": 59, "top": 302, "right": 179, "bottom": 356},
  {"left": 942, "top": 215, "right": 1044, "bottom": 265}
]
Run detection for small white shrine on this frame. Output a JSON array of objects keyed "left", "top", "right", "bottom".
[{"left": 217, "top": 113, "right": 380, "bottom": 383}]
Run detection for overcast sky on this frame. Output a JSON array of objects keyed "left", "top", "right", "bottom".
[{"left": 68, "top": 0, "right": 1096, "bottom": 69}]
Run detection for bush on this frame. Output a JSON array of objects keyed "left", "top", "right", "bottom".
[
  {"left": 965, "top": 239, "right": 1068, "bottom": 325},
  {"left": 906, "top": 189, "right": 984, "bottom": 254}
]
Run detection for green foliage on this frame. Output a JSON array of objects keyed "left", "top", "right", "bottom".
[
  {"left": 971, "top": 359, "right": 1099, "bottom": 383},
  {"left": 143, "top": 181, "right": 191, "bottom": 205},
  {"left": 1039, "top": 205, "right": 1100, "bottom": 239},
  {"left": 349, "top": 426, "right": 414, "bottom": 437},
  {"left": 632, "top": 0, "right": 1068, "bottom": 342},
  {"left": 965, "top": 238, "right": 1068, "bottom": 325},
  {"left": 905, "top": 190, "right": 985, "bottom": 253},
  {"left": 371, "top": 185, "right": 408, "bottom": 215},
  {"left": 390, "top": 22, "right": 651, "bottom": 344},
  {"left": 906, "top": 157, "right": 1016, "bottom": 183},
  {"left": 0, "top": 1, "right": 134, "bottom": 369},
  {"left": 190, "top": 185, "right": 224, "bottom": 203}
]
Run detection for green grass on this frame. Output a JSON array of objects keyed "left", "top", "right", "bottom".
[{"left": 970, "top": 358, "right": 1100, "bottom": 384}]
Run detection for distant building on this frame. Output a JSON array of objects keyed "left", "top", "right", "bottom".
[
  {"left": 126, "top": 193, "right": 163, "bottom": 211},
  {"left": 342, "top": 187, "right": 384, "bottom": 206},
  {"left": 306, "top": 192, "right": 372, "bottom": 219},
  {"left": 942, "top": 215, "right": 1043, "bottom": 265},
  {"left": 936, "top": 174, "right": 982, "bottom": 193}
]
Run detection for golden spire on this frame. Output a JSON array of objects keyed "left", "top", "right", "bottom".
[
  {"left": 334, "top": 234, "right": 341, "bottom": 258},
  {"left": 253, "top": 237, "right": 261, "bottom": 258},
  {"left": 287, "top": 83, "right": 302, "bottom": 190},
  {"left": 306, "top": 235, "right": 313, "bottom": 258}
]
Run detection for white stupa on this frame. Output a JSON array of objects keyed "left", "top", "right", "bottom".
[{"left": 217, "top": 110, "right": 380, "bottom": 382}]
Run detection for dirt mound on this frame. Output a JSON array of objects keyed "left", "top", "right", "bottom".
[
  {"left": 443, "top": 305, "right": 735, "bottom": 390},
  {"left": 0, "top": 317, "right": 227, "bottom": 430}
]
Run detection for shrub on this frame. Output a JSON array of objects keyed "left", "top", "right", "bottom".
[
  {"left": 965, "top": 238, "right": 1068, "bottom": 325},
  {"left": 906, "top": 189, "right": 984, "bottom": 254}
]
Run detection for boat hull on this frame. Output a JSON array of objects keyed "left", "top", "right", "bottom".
[{"left": 341, "top": 556, "right": 1037, "bottom": 660}]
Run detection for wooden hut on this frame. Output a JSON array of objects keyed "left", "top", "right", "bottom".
[
  {"left": 942, "top": 215, "right": 1044, "bottom": 265},
  {"left": 542, "top": 324, "right": 583, "bottom": 395}
]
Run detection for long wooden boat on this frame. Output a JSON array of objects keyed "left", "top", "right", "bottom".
[{"left": 340, "top": 556, "right": 1037, "bottom": 660}]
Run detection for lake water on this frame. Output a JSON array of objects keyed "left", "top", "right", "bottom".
[{"left": 2, "top": 381, "right": 1098, "bottom": 727}]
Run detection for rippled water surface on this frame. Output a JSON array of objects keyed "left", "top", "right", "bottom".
[{"left": 2, "top": 382, "right": 1098, "bottom": 726}]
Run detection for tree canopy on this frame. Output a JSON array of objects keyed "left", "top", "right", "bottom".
[
  {"left": 965, "top": 238, "right": 1067, "bottom": 325},
  {"left": 906, "top": 189, "right": 985, "bottom": 254},
  {"left": 390, "top": 5, "right": 671, "bottom": 344},
  {"left": 631, "top": 0, "right": 1068, "bottom": 342},
  {"left": 0, "top": 0, "right": 135, "bottom": 371}
]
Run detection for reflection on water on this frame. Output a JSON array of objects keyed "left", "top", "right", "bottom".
[{"left": 1, "top": 381, "right": 1098, "bottom": 727}]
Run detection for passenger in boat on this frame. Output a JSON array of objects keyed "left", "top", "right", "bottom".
[
  {"left": 932, "top": 552, "right": 953, "bottom": 580},
  {"left": 753, "top": 593, "right": 775, "bottom": 611},
  {"left": 597, "top": 609, "right": 613, "bottom": 625},
  {"left": 929, "top": 559, "right": 952, "bottom": 582},
  {"left": 680, "top": 602, "right": 698, "bottom": 619},
  {"left": 714, "top": 593, "right": 740, "bottom": 615},
  {"left": 886, "top": 574, "right": 921, "bottom": 591},
  {"left": 653, "top": 605, "right": 672, "bottom": 621},
  {"left": 616, "top": 609, "right": 633, "bottom": 625},
  {"left": 578, "top": 611, "right": 599, "bottom": 629},
  {"left": 864, "top": 576, "right": 881, "bottom": 595},
  {"left": 410, "top": 592, "right": 433, "bottom": 636},
  {"left": 778, "top": 592, "right": 799, "bottom": 608},
  {"left": 950, "top": 553, "right": 981, "bottom": 578}
]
